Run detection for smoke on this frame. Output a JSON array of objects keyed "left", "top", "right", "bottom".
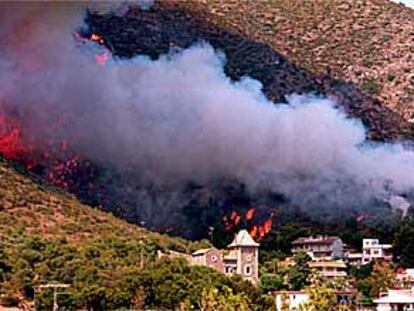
[{"left": 0, "top": 2, "right": 413, "bottom": 218}]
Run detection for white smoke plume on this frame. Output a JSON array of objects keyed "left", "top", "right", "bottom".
[{"left": 0, "top": 2, "right": 413, "bottom": 212}]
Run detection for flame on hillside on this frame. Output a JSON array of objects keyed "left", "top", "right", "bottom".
[
  {"left": 0, "top": 109, "right": 96, "bottom": 192},
  {"left": 223, "top": 208, "right": 273, "bottom": 241}
]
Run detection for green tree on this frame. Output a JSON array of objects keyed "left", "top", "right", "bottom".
[
  {"left": 200, "top": 286, "right": 250, "bottom": 311},
  {"left": 287, "top": 252, "right": 311, "bottom": 290},
  {"left": 260, "top": 273, "right": 284, "bottom": 293},
  {"left": 299, "top": 274, "right": 353, "bottom": 311},
  {"left": 368, "top": 261, "right": 395, "bottom": 298},
  {"left": 393, "top": 219, "right": 414, "bottom": 267}
]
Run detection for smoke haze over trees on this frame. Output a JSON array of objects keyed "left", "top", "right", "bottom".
[{"left": 0, "top": 2, "right": 413, "bottom": 233}]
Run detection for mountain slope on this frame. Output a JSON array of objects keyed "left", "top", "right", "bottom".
[
  {"left": 88, "top": 0, "right": 413, "bottom": 140},
  {"left": 201, "top": 0, "right": 414, "bottom": 120},
  {"left": 0, "top": 156, "right": 206, "bottom": 252}
]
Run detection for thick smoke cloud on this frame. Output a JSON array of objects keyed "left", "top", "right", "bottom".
[{"left": 0, "top": 2, "right": 413, "bottom": 214}]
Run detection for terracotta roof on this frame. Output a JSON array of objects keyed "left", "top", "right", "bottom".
[{"left": 228, "top": 230, "right": 259, "bottom": 247}]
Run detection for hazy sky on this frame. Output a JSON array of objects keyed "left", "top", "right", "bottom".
[{"left": 390, "top": 0, "right": 414, "bottom": 8}]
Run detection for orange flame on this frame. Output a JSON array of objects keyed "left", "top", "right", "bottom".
[
  {"left": 90, "top": 33, "right": 104, "bottom": 44},
  {"left": 250, "top": 218, "right": 272, "bottom": 240},
  {"left": 230, "top": 211, "right": 241, "bottom": 225},
  {"left": 250, "top": 225, "right": 258, "bottom": 238},
  {"left": 245, "top": 207, "right": 255, "bottom": 220}
]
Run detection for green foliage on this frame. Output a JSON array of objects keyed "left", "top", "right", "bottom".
[
  {"left": 299, "top": 274, "right": 353, "bottom": 311},
  {"left": 0, "top": 233, "right": 272, "bottom": 310},
  {"left": 368, "top": 261, "right": 395, "bottom": 298},
  {"left": 287, "top": 252, "right": 311, "bottom": 290},
  {"left": 200, "top": 286, "right": 250, "bottom": 311},
  {"left": 260, "top": 273, "right": 284, "bottom": 292},
  {"left": 349, "top": 262, "right": 373, "bottom": 280},
  {"left": 354, "top": 260, "right": 395, "bottom": 300},
  {"left": 393, "top": 218, "right": 414, "bottom": 267}
]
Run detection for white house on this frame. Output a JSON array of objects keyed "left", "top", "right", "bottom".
[
  {"left": 273, "top": 290, "right": 356, "bottom": 310},
  {"left": 273, "top": 291, "right": 309, "bottom": 311},
  {"left": 374, "top": 289, "right": 414, "bottom": 311},
  {"left": 397, "top": 269, "right": 414, "bottom": 288},
  {"left": 362, "top": 239, "right": 392, "bottom": 265},
  {"left": 347, "top": 238, "right": 392, "bottom": 266}
]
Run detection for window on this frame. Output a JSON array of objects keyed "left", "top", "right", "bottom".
[
  {"left": 245, "top": 265, "right": 251, "bottom": 275},
  {"left": 225, "top": 267, "right": 233, "bottom": 273},
  {"left": 246, "top": 254, "right": 252, "bottom": 262},
  {"left": 211, "top": 255, "right": 218, "bottom": 262}
]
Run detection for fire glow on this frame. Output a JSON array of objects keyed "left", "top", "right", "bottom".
[
  {"left": 0, "top": 110, "right": 95, "bottom": 192},
  {"left": 0, "top": 113, "right": 28, "bottom": 162},
  {"left": 223, "top": 208, "right": 273, "bottom": 241}
]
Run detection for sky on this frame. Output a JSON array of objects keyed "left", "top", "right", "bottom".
[{"left": 390, "top": 0, "right": 414, "bottom": 8}]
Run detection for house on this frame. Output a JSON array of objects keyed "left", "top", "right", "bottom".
[
  {"left": 273, "top": 291, "right": 309, "bottom": 311},
  {"left": 374, "top": 289, "right": 414, "bottom": 311},
  {"left": 346, "top": 238, "right": 392, "bottom": 267},
  {"left": 362, "top": 239, "right": 392, "bottom": 265},
  {"left": 347, "top": 252, "right": 364, "bottom": 267},
  {"left": 223, "top": 229, "right": 259, "bottom": 284},
  {"left": 292, "top": 235, "right": 344, "bottom": 259},
  {"left": 309, "top": 260, "right": 347, "bottom": 279},
  {"left": 191, "top": 247, "right": 224, "bottom": 273},
  {"left": 396, "top": 269, "right": 414, "bottom": 289},
  {"left": 272, "top": 290, "right": 357, "bottom": 311},
  {"left": 190, "top": 230, "right": 260, "bottom": 284}
]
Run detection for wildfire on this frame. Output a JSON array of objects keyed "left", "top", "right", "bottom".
[
  {"left": 90, "top": 33, "right": 104, "bottom": 44},
  {"left": 73, "top": 31, "right": 111, "bottom": 66},
  {"left": 95, "top": 49, "right": 111, "bottom": 66},
  {"left": 249, "top": 218, "right": 272, "bottom": 240},
  {"left": 0, "top": 113, "right": 26, "bottom": 160},
  {"left": 245, "top": 207, "right": 255, "bottom": 220},
  {"left": 224, "top": 211, "right": 241, "bottom": 231},
  {"left": 0, "top": 109, "right": 96, "bottom": 192},
  {"left": 223, "top": 207, "right": 273, "bottom": 241}
]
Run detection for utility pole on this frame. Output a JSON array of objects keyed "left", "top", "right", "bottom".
[
  {"left": 37, "top": 283, "right": 70, "bottom": 311},
  {"left": 139, "top": 240, "right": 145, "bottom": 269}
]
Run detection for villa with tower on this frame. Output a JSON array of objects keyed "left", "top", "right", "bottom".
[{"left": 190, "top": 230, "right": 260, "bottom": 284}]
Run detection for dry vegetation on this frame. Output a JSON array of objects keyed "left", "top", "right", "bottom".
[
  {"left": 199, "top": 0, "right": 414, "bottom": 121},
  {"left": 0, "top": 157, "right": 207, "bottom": 252}
]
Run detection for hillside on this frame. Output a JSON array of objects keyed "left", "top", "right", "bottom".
[
  {"left": 88, "top": 0, "right": 414, "bottom": 140},
  {"left": 202, "top": 0, "right": 414, "bottom": 121},
  {"left": 0, "top": 156, "right": 207, "bottom": 252}
]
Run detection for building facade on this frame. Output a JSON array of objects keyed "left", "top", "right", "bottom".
[
  {"left": 292, "top": 235, "right": 344, "bottom": 259},
  {"left": 190, "top": 230, "right": 260, "bottom": 284},
  {"left": 362, "top": 239, "right": 392, "bottom": 265},
  {"left": 308, "top": 260, "right": 347, "bottom": 279},
  {"left": 273, "top": 290, "right": 356, "bottom": 311},
  {"left": 374, "top": 289, "right": 414, "bottom": 311},
  {"left": 347, "top": 238, "right": 392, "bottom": 267}
]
